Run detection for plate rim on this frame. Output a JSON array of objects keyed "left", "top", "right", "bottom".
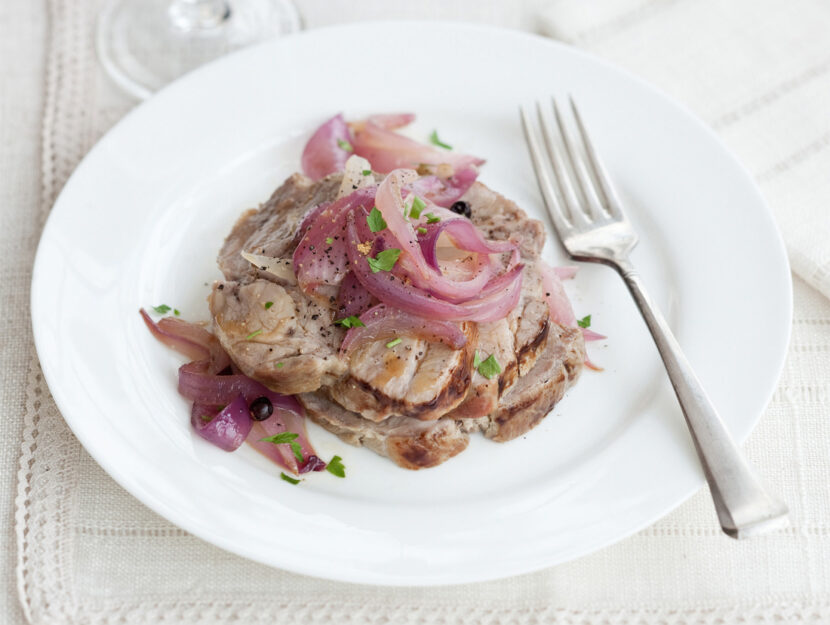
[{"left": 31, "top": 20, "right": 793, "bottom": 586}]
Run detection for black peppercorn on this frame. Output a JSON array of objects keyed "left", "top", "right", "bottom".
[
  {"left": 249, "top": 396, "right": 273, "bottom": 421},
  {"left": 450, "top": 200, "right": 471, "bottom": 218}
]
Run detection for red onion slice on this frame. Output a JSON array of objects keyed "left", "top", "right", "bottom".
[
  {"left": 351, "top": 117, "right": 484, "bottom": 174},
  {"left": 407, "top": 166, "right": 479, "bottom": 207},
  {"left": 247, "top": 406, "right": 321, "bottom": 474},
  {"left": 191, "top": 394, "right": 252, "bottom": 452},
  {"left": 293, "top": 186, "right": 376, "bottom": 293},
  {"left": 363, "top": 113, "right": 416, "bottom": 130},
  {"left": 336, "top": 271, "right": 375, "bottom": 318},
  {"left": 539, "top": 261, "right": 578, "bottom": 327},
  {"left": 301, "top": 113, "right": 352, "bottom": 180},
  {"left": 340, "top": 304, "right": 467, "bottom": 355},
  {"left": 582, "top": 328, "right": 607, "bottom": 342},
  {"left": 418, "top": 217, "right": 517, "bottom": 266},
  {"left": 140, "top": 309, "right": 230, "bottom": 372},
  {"left": 178, "top": 360, "right": 303, "bottom": 415},
  {"left": 554, "top": 266, "right": 578, "bottom": 280},
  {"left": 347, "top": 216, "right": 523, "bottom": 321},
  {"left": 373, "top": 169, "right": 428, "bottom": 277},
  {"left": 140, "top": 309, "right": 209, "bottom": 361}
]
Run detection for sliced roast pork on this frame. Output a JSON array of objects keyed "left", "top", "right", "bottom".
[{"left": 210, "top": 166, "right": 586, "bottom": 469}]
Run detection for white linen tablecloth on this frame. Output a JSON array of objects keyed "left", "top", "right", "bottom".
[{"left": 3, "top": 0, "right": 830, "bottom": 623}]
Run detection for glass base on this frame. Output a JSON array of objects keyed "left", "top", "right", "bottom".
[{"left": 97, "top": 0, "right": 301, "bottom": 99}]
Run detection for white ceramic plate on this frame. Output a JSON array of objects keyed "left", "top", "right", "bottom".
[{"left": 31, "top": 22, "right": 791, "bottom": 585}]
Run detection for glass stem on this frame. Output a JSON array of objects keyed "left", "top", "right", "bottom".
[{"left": 168, "top": 0, "right": 231, "bottom": 31}]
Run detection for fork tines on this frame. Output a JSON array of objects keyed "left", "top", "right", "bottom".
[{"left": 520, "top": 97, "right": 625, "bottom": 231}]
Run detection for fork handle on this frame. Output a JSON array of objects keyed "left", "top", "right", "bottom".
[{"left": 614, "top": 258, "right": 788, "bottom": 538}]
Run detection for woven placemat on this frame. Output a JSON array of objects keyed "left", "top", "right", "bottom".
[{"left": 15, "top": 0, "right": 830, "bottom": 622}]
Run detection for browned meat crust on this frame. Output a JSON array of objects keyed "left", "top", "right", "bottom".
[{"left": 299, "top": 391, "right": 469, "bottom": 470}]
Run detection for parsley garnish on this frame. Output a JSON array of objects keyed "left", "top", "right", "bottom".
[
  {"left": 264, "top": 301, "right": 274, "bottom": 310},
  {"left": 334, "top": 316, "right": 365, "bottom": 329},
  {"left": 429, "top": 130, "right": 452, "bottom": 150},
  {"left": 276, "top": 362, "right": 284, "bottom": 368},
  {"left": 337, "top": 138, "right": 353, "bottom": 152},
  {"left": 425, "top": 213, "right": 440, "bottom": 224},
  {"left": 325, "top": 236, "right": 333, "bottom": 245},
  {"left": 577, "top": 315, "right": 592, "bottom": 329},
  {"left": 173, "top": 309, "right": 180, "bottom": 316},
  {"left": 473, "top": 350, "right": 482, "bottom": 368},
  {"left": 409, "top": 195, "right": 426, "bottom": 219},
  {"left": 200, "top": 414, "right": 212, "bottom": 422},
  {"left": 152, "top": 304, "right": 171, "bottom": 314},
  {"left": 361, "top": 169, "right": 372, "bottom": 176},
  {"left": 367, "top": 248, "right": 401, "bottom": 273},
  {"left": 280, "top": 472, "right": 300, "bottom": 485},
  {"left": 326, "top": 455, "right": 346, "bottom": 478},
  {"left": 417, "top": 227, "right": 427, "bottom": 235},
  {"left": 245, "top": 329, "right": 263, "bottom": 340},
  {"left": 477, "top": 353, "right": 502, "bottom": 380},
  {"left": 367, "top": 207, "right": 387, "bottom": 233},
  {"left": 260, "top": 432, "right": 298, "bottom": 445},
  {"left": 386, "top": 338, "right": 402, "bottom": 348},
  {"left": 260, "top": 431, "right": 304, "bottom": 461}
]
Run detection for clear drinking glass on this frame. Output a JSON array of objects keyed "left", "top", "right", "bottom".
[{"left": 97, "top": 0, "right": 301, "bottom": 99}]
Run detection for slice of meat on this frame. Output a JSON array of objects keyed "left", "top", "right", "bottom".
[
  {"left": 444, "top": 262, "right": 552, "bottom": 421},
  {"left": 209, "top": 279, "right": 347, "bottom": 394},
  {"left": 474, "top": 322, "right": 585, "bottom": 442},
  {"left": 463, "top": 182, "right": 546, "bottom": 259},
  {"left": 218, "top": 173, "right": 343, "bottom": 283},
  {"left": 444, "top": 319, "right": 513, "bottom": 420},
  {"left": 329, "top": 322, "right": 478, "bottom": 422},
  {"left": 298, "top": 391, "right": 469, "bottom": 470}
]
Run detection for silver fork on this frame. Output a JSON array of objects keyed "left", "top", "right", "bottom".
[{"left": 520, "top": 97, "right": 789, "bottom": 539}]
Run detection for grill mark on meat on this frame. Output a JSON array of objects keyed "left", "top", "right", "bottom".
[
  {"left": 298, "top": 391, "right": 469, "bottom": 470},
  {"left": 330, "top": 323, "right": 478, "bottom": 422},
  {"left": 482, "top": 323, "right": 584, "bottom": 442},
  {"left": 515, "top": 303, "right": 550, "bottom": 376}
]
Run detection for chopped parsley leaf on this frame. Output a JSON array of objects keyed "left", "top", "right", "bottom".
[
  {"left": 173, "top": 309, "right": 181, "bottom": 316},
  {"left": 337, "top": 138, "right": 353, "bottom": 152},
  {"left": 325, "top": 236, "right": 333, "bottom": 245},
  {"left": 409, "top": 195, "right": 426, "bottom": 219},
  {"left": 367, "top": 248, "right": 401, "bottom": 273},
  {"left": 416, "top": 227, "right": 428, "bottom": 235},
  {"left": 429, "top": 130, "right": 452, "bottom": 150},
  {"left": 425, "top": 212, "right": 440, "bottom": 224},
  {"left": 361, "top": 169, "right": 372, "bottom": 176},
  {"left": 326, "top": 455, "right": 346, "bottom": 478},
  {"left": 200, "top": 414, "right": 212, "bottom": 422},
  {"left": 473, "top": 350, "right": 482, "bottom": 369},
  {"left": 334, "top": 315, "right": 365, "bottom": 329},
  {"left": 280, "top": 472, "right": 300, "bottom": 485},
  {"left": 276, "top": 362, "right": 284, "bottom": 368},
  {"left": 152, "top": 304, "right": 171, "bottom": 314},
  {"left": 577, "top": 315, "right": 592, "bottom": 329},
  {"left": 367, "top": 206, "right": 387, "bottom": 232},
  {"left": 264, "top": 301, "right": 274, "bottom": 310},
  {"left": 290, "top": 441, "right": 304, "bottom": 463},
  {"left": 245, "top": 329, "right": 263, "bottom": 340},
  {"left": 386, "top": 338, "right": 402, "bottom": 348},
  {"left": 477, "top": 354, "right": 502, "bottom": 380},
  {"left": 260, "top": 432, "right": 299, "bottom": 445}
]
